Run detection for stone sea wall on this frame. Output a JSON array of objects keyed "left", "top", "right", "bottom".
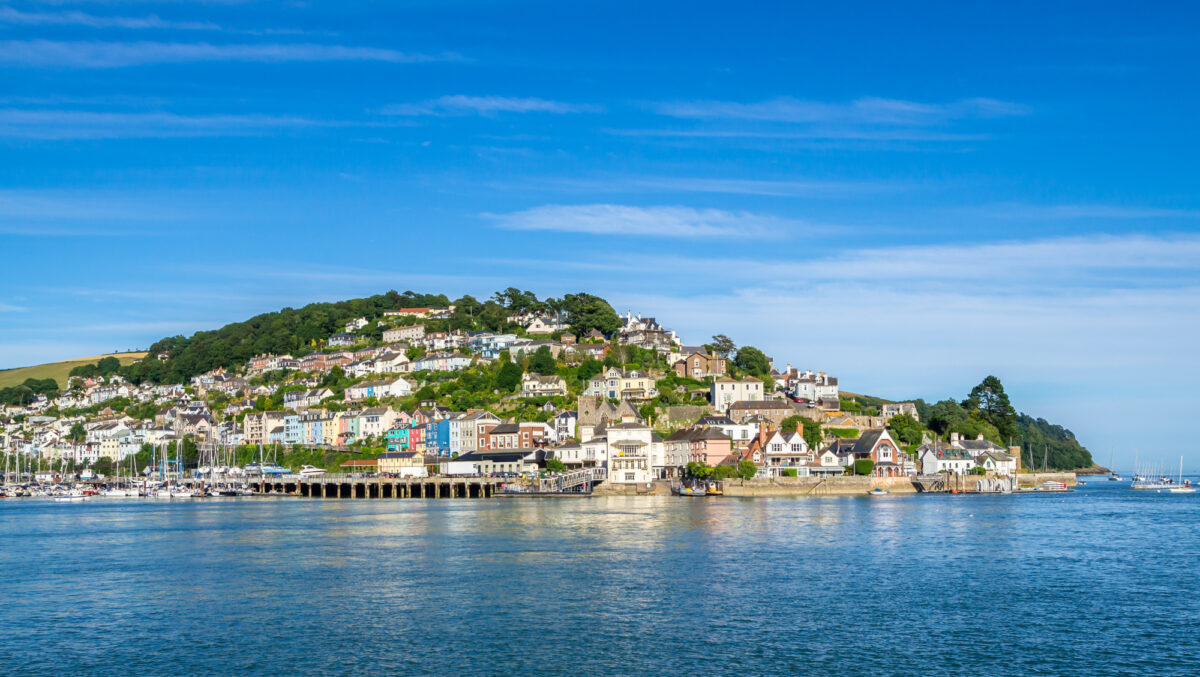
[{"left": 720, "top": 476, "right": 917, "bottom": 497}]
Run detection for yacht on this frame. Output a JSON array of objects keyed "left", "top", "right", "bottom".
[{"left": 298, "top": 465, "right": 326, "bottom": 478}]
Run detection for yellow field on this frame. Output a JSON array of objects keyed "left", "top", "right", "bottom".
[{"left": 0, "top": 352, "right": 148, "bottom": 389}]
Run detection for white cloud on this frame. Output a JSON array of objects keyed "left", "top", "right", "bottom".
[
  {"left": 0, "top": 40, "right": 456, "bottom": 67},
  {"left": 0, "top": 7, "right": 220, "bottom": 30},
  {"left": 0, "top": 302, "right": 27, "bottom": 312},
  {"left": 381, "top": 95, "right": 600, "bottom": 116},
  {"left": 486, "top": 204, "right": 798, "bottom": 238},
  {"left": 654, "top": 96, "right": 1029, "bottom": 125},
  {"left": 486, "top": 175, "right": 904, "bottom": 198},
  {"left": 0, "top": 108, "right": 323, "bottom": 139},
  {"left": 974, "top": 202, "right": 1200, "bottom": 220}
]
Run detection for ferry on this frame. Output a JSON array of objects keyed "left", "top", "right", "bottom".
[{"left": 671, "top": 484, "right": 707, "bottom": 497}]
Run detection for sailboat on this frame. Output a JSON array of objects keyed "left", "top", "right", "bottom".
[
  {"left": 1107, "top": 450, "right": 1122, "bottom": 481},
  {"left": 1168, "top": 457, "right": 1194, "bottom": 494}
]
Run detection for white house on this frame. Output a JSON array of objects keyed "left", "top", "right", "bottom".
[{"left": 710, "top": 377, "right": 763, "bottom": 412}]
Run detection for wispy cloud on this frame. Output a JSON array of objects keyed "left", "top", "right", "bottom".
[
  {"left": 972, "top": 202, "right": 1200, "bottom": 221},
  {"left": 0, "top": 40, "right": 458, "bottom": 67},
  {"left": 0, "top": 7, "right": 220, "bottom": 31},
  {"left": 654, "top": 96, "right": 1029, "bottom": 125},
  {"left": 610, "top": 96, "right": 1029, "bottom": 144},
  {"left": 0, "top": 302, "right": 27, "bottom": 312},
  {"left": 0, "top": 108, "right": 324, "bottom": 139},
  {"left": 381, "top": 95, "right": 600, "bottom": 116},
  {"left": 486, "top": 204, "right": 799, "bottom": 238},
  {"left": 487, "top": 175, "right": 908, "bottom": 197}
]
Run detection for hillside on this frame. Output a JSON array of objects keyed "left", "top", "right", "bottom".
[
  {"left": 40, "top": 289, "right": 1092, "bottom": 471},
  {"left": 0, "top": 353, "right": 147, "bottom": 389}
]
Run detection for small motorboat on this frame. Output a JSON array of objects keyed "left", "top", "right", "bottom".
[
  {"left": 299, "top": 465, "right": 326, "bottom": 478},
  {"left": 671, "top": 484, "right": 707, "bottom": 497},
  {"left": 867, "top": 488, "right": 889, "bottom": 496}
]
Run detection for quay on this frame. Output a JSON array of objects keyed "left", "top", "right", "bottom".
[{"left": 245, "top": 474, "right": 506, "bottom": 499}]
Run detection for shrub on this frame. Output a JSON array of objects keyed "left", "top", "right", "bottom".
[
  {"left": 854, "top": 459, "right": 875, "bottom": 476},
  {"left": 781, "top": 468, "right": 798, "bottom": 477}
]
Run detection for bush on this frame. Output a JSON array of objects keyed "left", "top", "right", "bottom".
[
  {"left": 545, "top": 458, "right": 567, "bottom": 473},
  {"left": 854, "top": 459, "right": 875, "bottom": 476},
  {"left": 781, "top": 468, "right": 798, "bottom": 477}
]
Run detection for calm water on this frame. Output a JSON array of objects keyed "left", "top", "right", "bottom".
[{"left": 2, "top": 482, "right": 1198, "bottom": 676}]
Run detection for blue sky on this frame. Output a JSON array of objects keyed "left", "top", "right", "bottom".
[{"left": 2, "top": 1, "right": 1199, "bottom": 468}]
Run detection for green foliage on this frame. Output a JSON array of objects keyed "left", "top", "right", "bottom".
[
  {"left": 528, "top": 346, "right": 557, "bottom": 375},
  {"left": 887, "top": 414, "right": 924, "bottom": 445},
  {"left": 971, "top": 466, "right": 987, "bottom": 475},
  {"left": 963, "top": 375, "right": 1018, "bottom": 440},
  {"left": 494, "top": 361, "right": 523, "bottom": 392},
  {"left": 781, "top": 415, "right": 824, "bottom": 450},
  {"left": 92, "top": 456, "right": 114, "bottom": 476},
  {"left": 545, "top": 457, "right": 567, "bottom": 473},
  {"left": 710, "top": 465, "right": 739, "bottom": 480},
  {"left": 781, "top": 468, "right": 798, "bottom": 477},
  {"left": 69, "top": 422, "right": 86, "bottom": 443},
  {"left": 685, "top": 461, "right": 712, "bottom": 479},
  {"left": 853, "top": 459, "right": 875, "bottom": 476},
  {"left": 733, "top": 346, "right": 770, "bottom": 378},
  {"left": 736, "top": 459, "right": 757, "bottom": 480},
  {"left": 0, "top": 377, "right": 60, "bottom": 405},
  {"left": 827, "top": 428, "right": 859, "bottom": 439},
  {"left": 914, "top": 375, "right": 1094, "bottom": 470},
  {"left": 708, "top": 334, "right": 736, "bottom": 358},
  {"left": 576, "top": 357, "right": 602, "bottom": 383},
  {"left": 119, "top": 290, "right": 448, "bottom": 385},
  {"left": 562, "top": 293, "right": 619, "bottom": 337}
]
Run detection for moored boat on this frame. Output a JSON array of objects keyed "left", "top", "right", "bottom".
[
  {"left": 671, "top": 484, "right": 707, "bottom": 497},
  {"left": 867, "top": 487, "right": 889, "bottom": 496}
]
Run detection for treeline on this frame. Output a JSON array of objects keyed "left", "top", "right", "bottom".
[
  {"left": 112, "top": 289, "right": 621, "bottom": 386},
  {"left": 912, "top": 376, "right": 1093, "bottom": 470},
  {"left": 0, "top": 377, "right": 60, "bottom": 406},
  {"left": 68, "top": 355, "right": 124, "bottom": 380}
]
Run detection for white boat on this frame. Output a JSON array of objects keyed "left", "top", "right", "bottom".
[
  {"left": 1168, "top": 457, "right": 1194, "bottom": 493},
  {"left": 299, "top": 465, "right": 326, "bottom": 478}
]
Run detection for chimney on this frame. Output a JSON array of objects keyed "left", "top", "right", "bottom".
[
  {"left": 950, "top": 432, "right": 960, "bottom": 443},
  {"left": 976, "top": 433, "right": 984, "bottom": 441}
]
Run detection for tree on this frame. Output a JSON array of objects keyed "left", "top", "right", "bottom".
[
  {"left": 709, "top": 334, "right": 736, "bottom": 358},
  {"left": 562, "top": 293, "right": 620, "bottom": 337},
  {"left": 528, "top": 346, "right": 557, "bottom": 375},
  {"left": 93, "top": 456, "right": 114, "bottom": 477},
  {"left": 781, "top": 415, "right": 824, "bottom": 450},
  {"left": 887, "top": 414, "right": 924, "bottom": 446},
  {"left": 577, "top": 357, "right": 602, "bottom": 383},
  {"left": 69, "top": 423, "right": 86, "bottom": 444},
  {"left": 853, "top": 459, "right": 875, "bottom": 476},
  {"left": 964, "top": 375, "right": 1017, "bottom": 440},
  {"left": 545, "top": 458, "right": 567, "bottom": 473},
  {"left": 733, "top": 346, "right": 771, "bottom": 377},
  {"left": 495, "top": 361, "right": 523, "bottom": 392},
  {"left": 736, "top": 459, "right": 758, "bottom": 480}
]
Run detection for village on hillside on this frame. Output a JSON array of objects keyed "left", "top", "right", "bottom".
[{"left": 0, "top": 301, "right": 1024, "bottom": 485}]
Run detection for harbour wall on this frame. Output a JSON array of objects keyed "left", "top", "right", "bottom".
[
  {"left": 719, "top": 476, "right": 917, "bottom": 497},
  {"left": 1016, "top": 472, "right": 1077, "bottom": 488}
]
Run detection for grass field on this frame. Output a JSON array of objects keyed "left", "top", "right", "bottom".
[{"left": 0, "top": 353, "right": 148, "bottom": 389}]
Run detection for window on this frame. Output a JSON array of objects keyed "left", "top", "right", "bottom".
[{"left": 624, "top": 472, "right": 636, "bottom": 481}]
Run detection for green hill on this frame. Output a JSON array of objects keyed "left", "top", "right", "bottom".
[{"left": 0, "top": 352, "right": 147, "bottom": 389}]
